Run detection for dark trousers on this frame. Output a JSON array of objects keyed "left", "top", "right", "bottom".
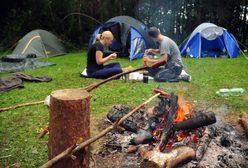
[
  {"left": 148, "top": 65, "right": 182, "bottom": 82},
  {"left": 89, "top": 63, "right": 122, "bottom": 79}
]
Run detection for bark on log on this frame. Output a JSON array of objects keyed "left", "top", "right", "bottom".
[
  {"left": 48, "top": 89, "right": 90, "bottom": 168},
  {"left": 240, "top": 113, "right": 248, "bottom": 137},
  {"left": 140, "top": 146, "right": 196, "bottom": 168}
]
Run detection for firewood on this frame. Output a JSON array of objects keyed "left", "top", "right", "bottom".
[
  {"left": 140, "top": 146, "right": 196, "bottom": 168},
  {"left": 159, "top": 93, "right": 178, "bottom": 152},
  {"left": 39, "top": 93, "right": 160, "bottom": 168},
  {"left": 240, "top": 113, "right": 248, "bottom": 137},
  {"left": 165, "top": 147, "right": 196, "bottom": 168},
  {"left": 195, "top": 126, "right": 216, "bottom": 161},
  {"left": 174, "top": 112, "right": 216, "bottom": 131}
]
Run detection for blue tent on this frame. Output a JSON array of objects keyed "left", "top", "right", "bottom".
[
  {"left": 89, "top": 16, "right": 156, "bottom": 61},
  {"left": 180, "top": 23, "right": 240, "bottom": 58}
]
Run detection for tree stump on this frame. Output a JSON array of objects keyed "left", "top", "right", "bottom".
[{"left": 48, "top": 89, "right": 90, "bottom": 168}]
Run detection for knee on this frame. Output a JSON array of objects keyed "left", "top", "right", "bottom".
[{"left": 154, "top": 74, "right": 166, "bottom": 82}]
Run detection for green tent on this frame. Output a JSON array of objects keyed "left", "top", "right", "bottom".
[{"left": 12, "top": 29, "right": 66, "bottom": 57}]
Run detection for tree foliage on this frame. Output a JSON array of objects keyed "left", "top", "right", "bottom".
[{"left": 0, "top": 0, "right": 247, "bottom": 50}]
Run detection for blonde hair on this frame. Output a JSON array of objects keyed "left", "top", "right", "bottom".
[{"left": 96, "top": 31, "right": 113, "bottom": 41}]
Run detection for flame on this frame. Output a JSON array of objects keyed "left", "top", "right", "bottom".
[
  {"left": 174, "top": 106, "right": 185, "bottom": 123},
  {"left": 178, "top": 91, "right": 194, "bottom": 116},
  {"left": 174, "top": 91, "right": 194, "bottom": 123}
]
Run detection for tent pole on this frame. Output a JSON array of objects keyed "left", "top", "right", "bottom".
[
  {"left": 21, "top": 36, "right": 41, "bottom": 55},
  {"left": 41, "top": 42, "right": 49, "bottom": 58}
]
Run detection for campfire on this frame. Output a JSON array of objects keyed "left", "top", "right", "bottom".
[
  {"left": 95, "top": 89, "right": 248, "bottom": 168},
  {"left": 150, "top": 90, "right": 208, "bottom": 151}
]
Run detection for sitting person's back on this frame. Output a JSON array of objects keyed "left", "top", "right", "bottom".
[{"left": 87, "top": 41, "right": 104, "bottom": 74}]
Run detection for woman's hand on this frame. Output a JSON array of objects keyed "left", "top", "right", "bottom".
[{"left": 109, "top": 53, "right": 117, "bottom": 60}]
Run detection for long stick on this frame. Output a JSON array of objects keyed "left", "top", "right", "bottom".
[
  {"left": 83, "top": 67, "right": 145, "bottom": 92},
  {"left": 0, "top": 68, "right": 144, "bottom": 112},
  {"left": 1, "top": 60, "right": 166, "bottom": 112},
  {"left": 39, "top": 93, "right": 160, "bottom": 168}
]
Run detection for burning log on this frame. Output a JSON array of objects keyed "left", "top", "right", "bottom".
[
  {"left": 174, "top": 112, "right": 216, "bottom": 131},
  {"left": 130, "top": 96, "right": 216, "bottom": 148},
  {"left": 240, "top": 113, "right": 248, "bottom": 137},
  {"left": 140, "top": 146, "right": 196, "bottom": 168},
  {"left": 159, "top": 93, "right": 178, "bottom": 152}
]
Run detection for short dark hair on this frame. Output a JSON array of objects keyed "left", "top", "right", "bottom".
[{"left": 148, "top": 27, "right": 160, "bottom": 38}]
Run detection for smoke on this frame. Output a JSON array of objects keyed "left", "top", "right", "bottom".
[{"left": 135, "top": 0, "right": 187, "bottom": 43}]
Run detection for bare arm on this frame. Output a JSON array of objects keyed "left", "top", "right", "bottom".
[
  {"left": 96, "top": 51, "right": 116, "bottom": 65},
  {"left": 151, "top": 49, "right": 160, "bottom": 54},
  {"left": 146, "top": 48, "right": 160, "bottom": 55}
]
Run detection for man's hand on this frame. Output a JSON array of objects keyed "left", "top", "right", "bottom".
[
  {"left": 143, "top": 55, "right": 151, "bottom": 62},
  {"left": 145, "top": 49, "right": 153, "bottom": 54}
]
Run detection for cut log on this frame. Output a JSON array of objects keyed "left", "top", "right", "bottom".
[
  {"left": 240, "top": 113, "right": 248, "bottom": 137},
  {"left": 140, "top": 146, "right": 196, "bottom": 168},
  {"left": 48, "top": 89, "right": 90, "bottom": 168},
  {"left": 174, "top": 112, "right": 216, "bottom": 131}
]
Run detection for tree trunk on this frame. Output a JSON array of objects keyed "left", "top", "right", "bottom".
[
  {"left": 48, "top": 89, "right": 90, "bottom": 168},
  {"left": 242, "top": 6, "right": 247, "bottom": 46}
]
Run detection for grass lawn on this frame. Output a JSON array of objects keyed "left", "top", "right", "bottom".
[{"left": 0, "top": 51, "right": 248, "bottom": 167}]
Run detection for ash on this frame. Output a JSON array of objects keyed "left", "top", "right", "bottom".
[{"left": 95, "top": 105, "right": 248, "bottom": 168}]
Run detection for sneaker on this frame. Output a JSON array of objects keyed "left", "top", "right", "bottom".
[{"left": 180, "top": 74, "right": 191, "bottom": 82}]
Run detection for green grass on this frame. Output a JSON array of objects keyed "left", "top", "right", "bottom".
[{"left": 1, "top": 51, "right": 248, "bottom": 167}]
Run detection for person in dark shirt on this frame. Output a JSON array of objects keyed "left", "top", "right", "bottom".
[
  {"left": 144, "top": 27, "right": 191, "bottom": 82},
  {"left": 86, "top": 31, "right": 123, "bottom": 79}
]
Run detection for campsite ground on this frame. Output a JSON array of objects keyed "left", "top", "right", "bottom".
[{"left": 1, "top": 51, "right": 248, "bottom": 167}]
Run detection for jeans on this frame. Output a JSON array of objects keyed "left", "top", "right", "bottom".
[
  {"left": 148, "top": 64, "right": 182, "bottom": 82},
  {"left": 88, "top": 63, "right": 122, "bottom": 79}
]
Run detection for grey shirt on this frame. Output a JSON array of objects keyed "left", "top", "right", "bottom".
[{"left": 159, "top": 36, "right": 183, "bottom": 68}]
